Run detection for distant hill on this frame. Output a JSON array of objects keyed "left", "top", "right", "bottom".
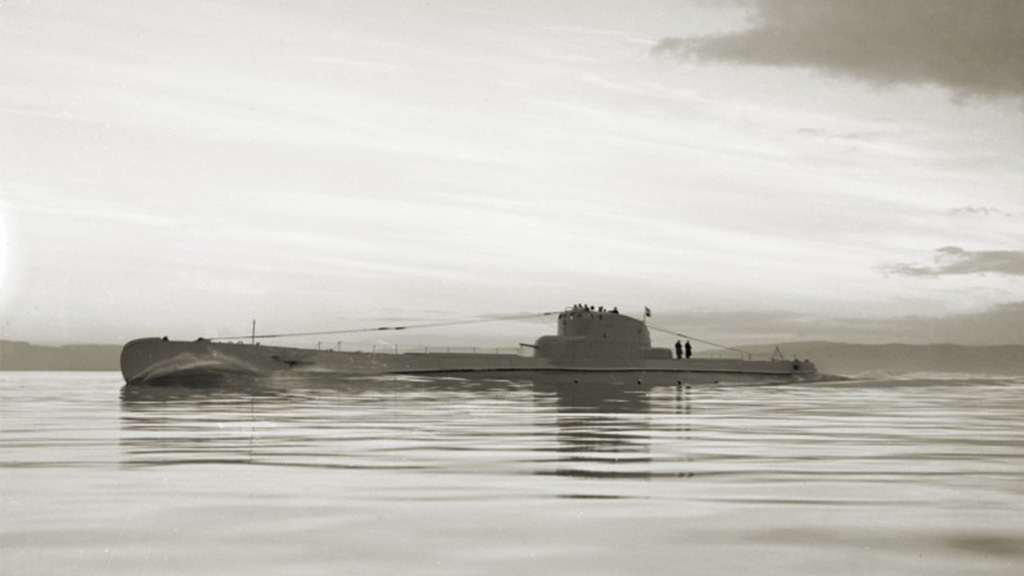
[
  {"left": 1, "top": 341, "right": 122, "bottom": 371},
  {"left": 2, "top": 339, "right": 1022, "bottom": 376},
  {"left": 734, "top": 342, "right": 1024, "bottom": 377}
]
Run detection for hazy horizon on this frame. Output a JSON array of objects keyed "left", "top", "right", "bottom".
[
  {"left": 5, "top": 301, "right": 1023, "bottom": 350},
  {"left": 2, "top": 1, "right": 1022, "bottom": 347}
]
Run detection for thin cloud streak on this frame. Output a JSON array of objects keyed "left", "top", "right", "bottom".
[
  {"left": 882, "top": 247, "right": 1024, "bottom": 277},
  {"left": 655, "top": 300, "right": 1024, "bottom": 346},
  {"left": 653, "top": 0, "right": 1024, "bottom": 99},
  {"left": 948, "top": 206, "right": 1015, "bottom": 218}
]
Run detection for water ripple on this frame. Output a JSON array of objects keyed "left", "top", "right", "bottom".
[{"left": 2, "top": 372, "right": 1023, "bottom": 575}]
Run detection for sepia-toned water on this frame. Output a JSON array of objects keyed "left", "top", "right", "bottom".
[{"left": 2, "top": 371, "right": 1023, "bottom": 575}]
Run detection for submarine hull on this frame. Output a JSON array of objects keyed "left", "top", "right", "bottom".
[{"left": 120, "top": 338, "right": 818, "bottom": 386}]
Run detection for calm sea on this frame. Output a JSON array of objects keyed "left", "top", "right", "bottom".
[{"left": 2, "top": 371, "right": 1023, "bottom": 575}]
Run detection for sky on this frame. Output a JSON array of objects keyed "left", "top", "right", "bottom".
[{"left": 2, "top": 0, "right": 1023, "bottom": 348}]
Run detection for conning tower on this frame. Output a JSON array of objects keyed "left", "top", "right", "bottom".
[{"left": 534, "top": 306, "right": 672, "bottom": 366}]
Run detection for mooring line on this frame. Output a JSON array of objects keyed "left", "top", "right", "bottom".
[
  {"left": 645, "top": 322, "right": 761, "bottom": 359},
  {"left": 208, "top": 311, "right": 561, "bottom": 342}
]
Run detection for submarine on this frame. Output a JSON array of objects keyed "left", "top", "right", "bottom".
[{"left": 120, "top": 305, "right": 818, "bottom": 386}]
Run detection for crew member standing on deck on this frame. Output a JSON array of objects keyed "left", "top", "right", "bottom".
[
  {"left": 675, "top": 340, "right": 683, "bottom": 360},
  {"left": 685, "top": 340, "right": 692, "bottom": 359}
]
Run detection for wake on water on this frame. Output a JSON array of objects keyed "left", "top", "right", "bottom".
[{"left": 826, "top": 371, "right": 1024, "bottom": 387}]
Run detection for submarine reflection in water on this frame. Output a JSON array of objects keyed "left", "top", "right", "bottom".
[{"left": 119, "top": 377, "right": 698, "bottom": 479}]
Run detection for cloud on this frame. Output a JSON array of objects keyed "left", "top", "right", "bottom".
[
  {"left": 882, "top": 246, "right": 1024, "bottom": 276},
  {"left": 653, "top": 0, "right": 1024, "bottom": 99}
]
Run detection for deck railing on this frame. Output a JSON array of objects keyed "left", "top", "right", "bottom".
[
  {"left": 245, "top": 341, "right": 533, "bottom": 356},
  {"left": 370, "top": 346, "right": 527, "bottom": 356}
]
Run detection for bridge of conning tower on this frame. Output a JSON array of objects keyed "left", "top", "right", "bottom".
[{"left": 533, "top": 307, "right": 673, "bottom": 366}]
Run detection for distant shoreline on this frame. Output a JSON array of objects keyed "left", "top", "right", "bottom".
[
  {"left": 3, "top": 340, "right": 1022, "bottom": 376},
  {"left": 734, "top": 342, "right": 1024, "bottom": 377},
  {"left": 1, "top": 341, "right": 122, "bottom": 372}
]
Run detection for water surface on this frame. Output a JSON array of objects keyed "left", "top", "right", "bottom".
[{"left": 2, "top": 372, "right": 1023, "bottom": 575}]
